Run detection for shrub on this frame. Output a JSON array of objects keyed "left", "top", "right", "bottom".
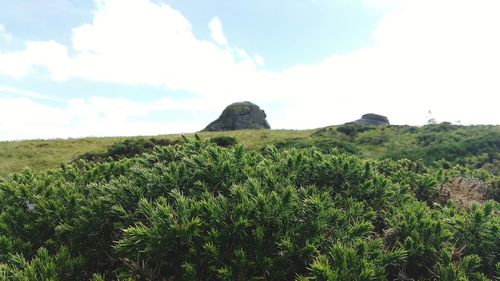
[
  {"left": 448, "top": 201, "right": 500, "bottom": 275},
  {"left": 0, "top": 138, "right": 497, "bottom": 280},
  {"left": 209, "top": 136, "right": 238, "bottom": 147},
  {"left": 77, "top": 137, "right": 178, "bottom": 162},
  {"left": 385, "top": 201, "right": 451, "bottom": 279},
  {"left": 0, "top": 247, "right": 84, "bottom": 281},
  {"left": 271, "top": 138, "right": 360, "bottom": 155},
  {"left": 336, "top": 124, "right": 374, "bottom": 137}
]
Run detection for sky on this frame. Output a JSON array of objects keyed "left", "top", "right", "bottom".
[{"left": 0, "top": 0, "right": 499, "bottom": 140}]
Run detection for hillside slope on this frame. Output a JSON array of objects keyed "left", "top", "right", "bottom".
[
  {"left": 0, "top": 129, "right": 314, "bottom": 176},
  {"left": 1, "top": 123, "right": 498, "bottom": 177}
]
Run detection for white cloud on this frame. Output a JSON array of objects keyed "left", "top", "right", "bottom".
[
  {"left": 0, "top": 24, "right": 12, "bottom": 43},
  {"left": 208, "top": 17, "right": 228, "bottom": 46},
  {"left": 273, "top": 0, "right": 500, "bottom": 127},
  {"left": 0, "top": 96, "right": 203, "bottom": 140},
  {"left": 363, "top": 0, "right": 401, "bottom": 11},
  {"left": 253, "top": 54, "right": 265, "bottom": 66},
  {"left": 0, "top": 40, "right": 69, "bottom": 78},
  {"left": 0, "top": 0, "right": 499, "bottom": 139},
  {"left": 0, "top": 85, "right": 59, "bottom": 101},
  {"left": 0, "top": 0, "right": 262, "bottom": 98}
]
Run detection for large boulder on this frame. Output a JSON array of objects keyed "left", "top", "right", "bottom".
[
  {"left": 202, "top": 101, "right": 271, "bottom": 131},
  {"left": 349, "top": 113, "right": 390, "bottom": 125}
]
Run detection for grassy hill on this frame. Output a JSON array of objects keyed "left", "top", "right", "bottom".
[
  {"left": 0, "top": 130, "right": 314, "bottom": 176},
  {"left": 1, "top": 123, "right": 499, "bottom": 177}
]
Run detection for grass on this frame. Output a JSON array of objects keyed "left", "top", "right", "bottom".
[
  {"left": 0, "top": 129, "right": 316, "bottom": 176},
  {"left": 0, "top": 138, "right": 118, "bottom": 176},
  {"left": 1, "top": 123, "right": 498, "bottom": 177}
]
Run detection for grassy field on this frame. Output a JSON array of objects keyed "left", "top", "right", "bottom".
[{"left": 0, "top": 129, "right": 316, "bottom": 176}]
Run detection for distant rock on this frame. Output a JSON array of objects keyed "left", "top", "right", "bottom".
[
  {"left": 202, "top": 101, "right": 271, "bottom": 131},
  {"left": 349, "top": 113, "right": 390, "bottom": 125}
]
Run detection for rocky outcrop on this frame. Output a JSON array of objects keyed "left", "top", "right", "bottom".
[
  {"left": 202, "top": 101, "right": 271, "bottom": 131},
  {"left": 349, "top": 113, "right": 390, "bottom": 125}
]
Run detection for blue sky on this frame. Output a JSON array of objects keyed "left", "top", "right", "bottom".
[
  {"left": 0, "top": 0, "right": 380, "bottom": 68},
  {"left": 0, "top": 0, "right": 499, "bottom": 140}
]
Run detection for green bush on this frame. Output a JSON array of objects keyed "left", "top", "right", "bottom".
[
  {"left": 0, "top": 138, "right": 498, "bottom": 280},
  {"left": 447, "top": 201, "right": 500, "bottom": 275},
  {"left": 383, "top": 125, "right": 500, "bottom": 172},
  {"left": 78, "top": 137, "right": 178, "bottom": 161},
  {"left": 336, "top": 124, "right": 374, "bottom": 137},
  {"left": 271, "top": 138, "right": 360, "bottom": 155},
  {"left": 386, "top": 201, "right": 451, "bottom": 279},
  {"left": 0, "top": 247, "right": 84, "bottom": 281},
  {"left": 209, "top": 136, "right": 238, "bottom": 147}
]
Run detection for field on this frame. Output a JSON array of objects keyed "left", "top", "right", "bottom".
[
  {"left": 1, "top": 123, "right": 499, "bottom": 177},
  {"left": 0, "top": 123, "right": 499, "bottom": 280},
  {"left": 0, "top": 129, "right": 315, "bottom": 176}
]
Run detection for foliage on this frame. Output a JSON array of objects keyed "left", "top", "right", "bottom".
[
  {"left": 311, "top": 124, "right": 500, "bottom": 175},
  {"left": 2, "top": 125, "right": 498, "bottom": 178},
  {"left": 209, "top": 136, "right": 238, "bottom": 147},
  {"left": 0, "top": 129, "right": 316, "bottom": 176},
  {"left": 334, "top": 124, "right": 375, "bottom": 138},
  {"left": 0, "top": 138, "right": 498, "bottom": 280},
  {"left": 385, "top": 201, "right": 451, "bottom": 278},
  {"left": 78, "top": 137, "right": 178, "bottom": 161},
  {"left": 447, "top": 202, "right": 500, "bottom": 275},
  {"left": 0, "top": 247, "right": 84, "bottom": 281},
  {"left": 383, "top": 124, "right": 500, "bottom": 172},
  {"left": 270, "top": 137, "right": 360, "bottom": 155}
]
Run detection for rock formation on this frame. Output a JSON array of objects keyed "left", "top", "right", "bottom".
[
  {"left": 349, "top": 113, "right": 390, "bottom": 125},
  {"left": 202, "top": 101, "right": 271, "bottom": 131}
]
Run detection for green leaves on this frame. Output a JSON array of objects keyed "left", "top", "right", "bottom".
[
  {"left": 386, "top": 201, "right": 451, "bottom": 278},
  {"left": 300, "top": 240, "right": 405, "bottom": 281},
  {"left": 0, "top": 247, "right": 84, "bottom": 281},
  {"left": 448, "top": 201, "right": 500, "bottom": 275},
  {"left": 0, "top": 138, "right": 498, "bottom": 280}
]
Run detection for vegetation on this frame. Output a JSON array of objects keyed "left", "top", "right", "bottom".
[
  {"left": 280, "top": 123, "right": 500, "bottom": 175},
  {"left": 77, "top": 138, "right": 179, "bottom": 162},
  {"left": 2, "top": 124, "right": 498, "bottom": 177},
  {"left": 0, "top": 137, "right": 498, "bottom": 280},
  {"left": 0, "top": 129, "right": 314, "bottom": 176}
]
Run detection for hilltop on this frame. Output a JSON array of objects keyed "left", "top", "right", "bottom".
[{"left": 202, "top": 101, "right": 271, "bottom": 131}]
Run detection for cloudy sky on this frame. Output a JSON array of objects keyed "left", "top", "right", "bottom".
[{"left": 0, "top": 0, "right": 499, "bottom": 140}]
